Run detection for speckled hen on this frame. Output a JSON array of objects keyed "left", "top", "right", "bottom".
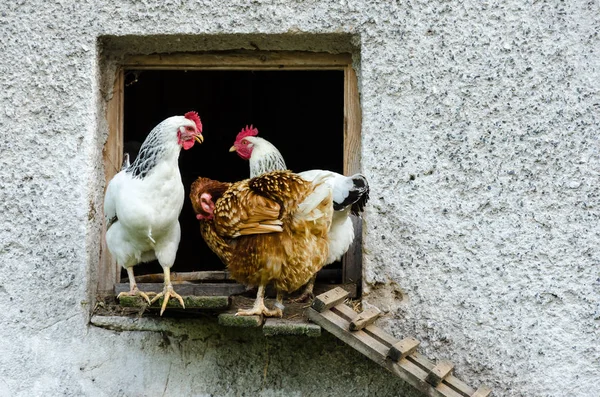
[{"left": 190, "top": 171, "right": 333, "bottom": 317}]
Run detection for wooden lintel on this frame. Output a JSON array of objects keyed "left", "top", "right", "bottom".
[
  {"left": 311, "top": 287, "right": 350, "bottom": 312},
  {"left": 122, "top": 51, "right": 352, "bottom": 70},
  {"left": 388, "top": 337, "right": 420, "bottom": 362},
  {"left": 426, "top": 360, "right": 455, "bottom": 386},
  {"left": 349, "top": 307, "right": 382, "bottom": 331},
  {"left": 471, "top": 386, "right": 492, "bottom": 397}
]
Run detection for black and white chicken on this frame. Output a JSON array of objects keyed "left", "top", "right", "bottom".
[
  {"left": 229, "top": 125, "right": 369, "bottom": 301},
  {"left": 104, "top": 112, "right": 204, "bottom": 315}
]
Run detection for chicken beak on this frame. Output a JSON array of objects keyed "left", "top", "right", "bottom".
[
  {"left": 229, "top": 145, "right": 237, "bottom": 152},
  {"left": 194, "top": 134, "right": 204, "bottom": 144}
]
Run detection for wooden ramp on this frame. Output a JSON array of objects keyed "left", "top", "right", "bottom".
[{"left": 307, "top": 287, "right": 492, "bottom": 397}]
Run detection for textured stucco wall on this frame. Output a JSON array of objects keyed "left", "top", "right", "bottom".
[{"left": 0, "top": 1, "right": 598, "bottom": 396}]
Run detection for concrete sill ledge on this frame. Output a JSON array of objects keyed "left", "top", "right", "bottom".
[
  {"left": 90, "top": 315, "right": 321, "bottom": 337},
  {"left": 90, "top": 315, "right": 210, "bottom": 335}
]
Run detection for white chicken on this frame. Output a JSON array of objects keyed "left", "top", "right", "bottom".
[
  {"left": 104, "top": 112, "right": 204, "bottom": 315},
  {"left": 229, "top": 126, "right": 369, "bottom": 301}
]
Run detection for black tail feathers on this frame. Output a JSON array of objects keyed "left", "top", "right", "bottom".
[{"left": 333, "top": 174, "right": 370, "bottom": 215}]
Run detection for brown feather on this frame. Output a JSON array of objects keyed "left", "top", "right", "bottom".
[{"left": 236, "top": 224, "right": 284, "bottom": 236}]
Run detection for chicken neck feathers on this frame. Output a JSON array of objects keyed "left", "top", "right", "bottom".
[
  {"left": 126, "top": 133, "right": 167, "bottom": 179},
  {"left": 247, "top": 137, "right": 287, "bottom": 178}
]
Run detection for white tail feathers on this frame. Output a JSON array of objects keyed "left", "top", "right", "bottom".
[{"left": 295, "top": 176, "right": 333, "bottom": 222}]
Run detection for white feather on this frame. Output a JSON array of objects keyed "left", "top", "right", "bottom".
[
  {"left": 295, "top": 174, "right": 333, "bottom": 222},
  {"left": 298, "top": 170, "right": 358, "bottom": 263}
]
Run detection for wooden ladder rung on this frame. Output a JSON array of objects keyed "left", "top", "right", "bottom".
[
  {"left": 349, "top": 307, "right": 382, "bottom": 331},
  {"left": 311, "top": 286, "right": 349, "bottom": 312},
  {"left": 471, "top": 386, "right": 492, "bottom": 397},
  {"left": 426, "top": 360, "right": 455, "bottom": 386},
  {"left": 306, "top": 287, "right": 492, "bottom": 397},
  {"left": 388, "top": 337, "right": 420, "bottom": 362}
]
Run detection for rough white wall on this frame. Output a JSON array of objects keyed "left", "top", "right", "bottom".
[{"left": 0, "top": 1, "right": 598, "bottom": 396}]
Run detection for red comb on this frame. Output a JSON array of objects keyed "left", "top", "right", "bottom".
[
  {"left": 235, "top": 125, "right": 259, "bottom": 142},
  {"left": 184, "top": 111, "right": 203, "bottom": 133}
]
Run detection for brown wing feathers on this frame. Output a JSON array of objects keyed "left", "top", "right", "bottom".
[{"left": 191, "top": 170, "right": 332, "bottom": 293}]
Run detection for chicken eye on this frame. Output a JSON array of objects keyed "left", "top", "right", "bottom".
[
  {"left": 186, "top": 126, "right": 194, "bottom": 132},
  {"left": 242, "top": 140, "right": 248, "bottom": 145}
]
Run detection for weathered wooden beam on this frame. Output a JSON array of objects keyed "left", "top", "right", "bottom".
[
  {"left": 406, "top": 352, "right": 475, "bottom": 396},
  {"left": 115, "top": 282, "right": 247, "bottom": 297},
  {"left": 349, "top": 307, "right": 382, "bottom": 331},
  {"left": 426, "top": 360, "right": 455, "bottom": 387},
  {"left": 127, "top": 269, "right": 344, "bottom": 284},
  {"left": 126, "top": 269, "right": 346, "bottom": 284},
  {"left": 388, "top": 337, "right": 420, "bottom": 362},
  {"left": 362, "top": 323, "right": 398, "bottom": 346},
  {"left": 342, "top": 215, "right": 363, "bottom": 286},
  {"left": 263, "top": 318, "right": 321, "bottom": 337},
  {"left": 311, "top": 287, "right": 350, "bottom": 312},
  {"left": 471, "top": 386, "right": 492, "bottom": 397},
  {"left": 116, "top": 282, "right": 356, "bottom": 300},
  {"left": 118, "top": 295, "right": 229, "bottom": 310},
  {"left": 313, "top": 282, "right": 357, "bottom": 298},
  {"left": 269, "top": 282, "right": 357, "bottom": 299},
  {"left": 122, "top": 51, "right": 353, "bottom": 69},
  {"left": 127, "top": 270, "right": 232, "bottom": 283}
]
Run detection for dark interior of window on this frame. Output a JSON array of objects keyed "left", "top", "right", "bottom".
[{"left": 122, "top": 70, "right": 344, "bottom": 281}]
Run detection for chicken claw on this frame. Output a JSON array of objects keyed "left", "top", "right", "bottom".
[
  {"left": 236, "top": 303, "right": 282, "bottom": 318},
  {"left": 150, "top": 284, "right": 185, "bottom": 316},
  {"left": 118, "top": 267, "right": 153, "bottom": 304},
  {"left": 289, "top": 291, "right": 314, "bottom": 303},
  {"left": 117, "top": 287, "right": 152, "bottom": 305},
  {"left": 289, "top": 275, "right": 316, "bottom": 303},
  {"left": 236, "top": 286, "right": 283, "bottom": 318}
]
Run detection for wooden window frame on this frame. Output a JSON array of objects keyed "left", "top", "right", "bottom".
[{"left": 100, "top": 50, "right": 362, "bottom": 298}]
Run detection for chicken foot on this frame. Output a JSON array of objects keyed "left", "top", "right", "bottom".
[
  {"left": 149, "top": 266, "right": 186, "bottom": 316},
  {"left": 289, "top": 274, "right": 316, "bottom": 303},
  {"left": 117, "top": 267, "right": 153, "bottom": 304},
  {"left": 236, "top": 285, "right": 283, "bottom": 318}
]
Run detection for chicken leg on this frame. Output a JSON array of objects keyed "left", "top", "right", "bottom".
[
  {"left": 149, "top": 266, "right": 185, "bottom": 316},
  {"left": 117, "top": 267, "right": 153, "bottom": 304},
  {"left": 290, "top": 274, "right": 316, "bottom": 303},
  {"left": 236, "top": 285, "right": 283, "bottom": 318}
]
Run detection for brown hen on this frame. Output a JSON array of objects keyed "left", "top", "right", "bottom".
[{"left": 190, "top": 171, "right": 333, "bottom": 317}]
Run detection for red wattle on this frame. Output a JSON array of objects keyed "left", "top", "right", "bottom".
[{"left": 182, "top": 139, "right": 194, "bottom": 150}]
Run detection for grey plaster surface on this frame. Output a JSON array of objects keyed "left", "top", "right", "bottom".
[{"left": 1, "top": 1, "right": 598, "bottom": 396}]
